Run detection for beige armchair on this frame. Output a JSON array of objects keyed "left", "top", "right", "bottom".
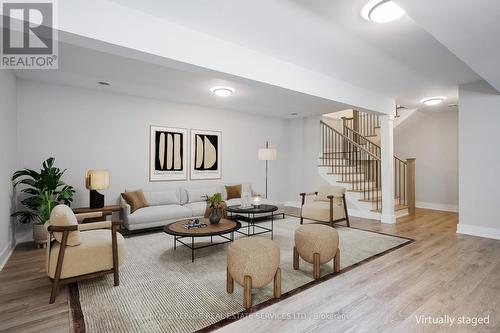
[
  {"left": 300, "top": 186, "right": 350, "bottom": 227},
  {"left": 46, "top": 205, "right": 125, "bottom": 303}
]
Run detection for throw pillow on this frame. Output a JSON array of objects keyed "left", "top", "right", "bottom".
[
  {"left": 225, "top": 184, "right": 242, "bottom": 200},
  {"left": 121, "top": 190, "right": 149, "bottom": 213}
]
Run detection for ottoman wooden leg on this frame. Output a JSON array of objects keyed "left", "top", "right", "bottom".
[
  {"left": 274, "top": 268, "right": 281, "bottom": 299},
  {"left": 334, "top": 249, "right": 340, "bottom": 273},
  {"left": 243, "top": 275, "right": 252, "bottom": 310},
  {"left": 226, "top": 266, "right": 234, "bottom": 293},
  {"left": 293, "top": 246, "right": 300, "bottom": 270},
  {"left": 313, "top": 253, "right": 321, "bottom": 279}
]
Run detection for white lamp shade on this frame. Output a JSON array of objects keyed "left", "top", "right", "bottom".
[
  {"left": 258, "top": 148, "right": 277, "bottom": 161},
  {"left": 86, "top": 170, "right": 109, "bottom": 190}
]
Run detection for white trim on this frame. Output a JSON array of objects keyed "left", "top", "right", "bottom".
[
  {"left": 416, "top": 201, "right": 458, "bottom": 213},
  {"left": 457, "top": 224, "right": 500, "bottom": 240},
  {"left": 283, "top": 201, "right": 301, "bottom": 208},
  {"left": 0, "top": 243, "right": 15, "bottom": 271}
]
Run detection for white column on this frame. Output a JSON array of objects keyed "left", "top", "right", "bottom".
[{"left": 380, "top": 114, "right": 396, "bottom": 224}]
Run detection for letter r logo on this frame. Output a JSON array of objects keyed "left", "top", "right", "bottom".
[{"left": 2, "top": 2, "right": 53, "bottom": 54}]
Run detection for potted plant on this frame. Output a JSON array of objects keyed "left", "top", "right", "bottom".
[
  {"left": 206, "top": 192, "right": 223, "bottom": 224},
  {"left": 12, "top": 157, "right": 75, "bottom": 248}
]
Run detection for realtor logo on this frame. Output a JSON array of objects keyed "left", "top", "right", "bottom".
[{"left": 1, "top": 0, "right": 58, "bottom": 69}]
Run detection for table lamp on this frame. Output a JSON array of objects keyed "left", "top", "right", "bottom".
[
  {"left": 85, "top": 170, "right": 109, "bottom": 208},
  {"left": 258, "top": 141, "right": 277, "bottom": 198}
]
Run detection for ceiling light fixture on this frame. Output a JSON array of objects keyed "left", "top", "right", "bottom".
[
  {"left": 420, "top": 96, "right": 446, "bottom": 106},
  {"left": 361, "top": 0, "right": 405, "bottom": 23},
  {"left": 210, "top": 86, "right": 235, "bottom": 97}
]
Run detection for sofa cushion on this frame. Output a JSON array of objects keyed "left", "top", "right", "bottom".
[
  {"left": 183, "top": 201, "right": 207, "bottom": 217},
  {"left": 144, "top": 190, "right": 179, "bottom": 206},
  {"left": 49, "top": 205, "right": 81, "bottom": 246},
  {"left": 47, "top": 229, "right": 125, "bottom": 279},
  {"left": 127, "top": 204, "right": 191, "bottom": 225},
  {"left": 302, "top": 201, "right": 345, "bottom": 222},
  {"left": 315, "top": 186, "right": 345, "bottom": 204},
  {"left": 186, "top": 188, "right": 217, "bottom": 203},
  {"left": 121, "top": 190, "right": 148, "bottom": 213}
]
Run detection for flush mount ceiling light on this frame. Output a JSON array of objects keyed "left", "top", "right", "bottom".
[
  {"left": 420, "top": 96, "right": 446, "bottom": 106},
  {"left": 361, "top": 0, "right": 405, "bottom": 23},
  {"left": 210, "top": 86, "right": 235, "bottom": 97}
]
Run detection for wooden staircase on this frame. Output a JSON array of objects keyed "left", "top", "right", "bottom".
[{"left": 319, "top": 111, "right": 416, "bottom": 219}]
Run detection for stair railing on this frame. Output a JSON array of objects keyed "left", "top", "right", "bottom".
[
  {"left": 321, "top": 120, "right": 415, "bottom": 213},
  {"left": 321, "top": 120, "right": 382, "bottom": 211}
]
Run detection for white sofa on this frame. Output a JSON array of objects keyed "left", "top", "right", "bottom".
[{"left": 121, "top": 184, "right": 285, "bottom": 231}]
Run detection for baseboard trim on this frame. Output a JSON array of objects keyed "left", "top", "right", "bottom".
[
  {"left": 0, "top": 243, "right": 15, "bottom": 271},
  {"left": 283, "top": 201, "right": 301, "bottom": 208},
  {"left": 416, "top": 201, "right": 458, "bottom": 213},
  {"left": 457, "top": 224, "right": 500, "bottom": 240}
]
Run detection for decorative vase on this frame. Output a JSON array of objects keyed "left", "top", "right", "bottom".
[
  {"left": 209, "top": 208, "right": 221, "bottom": 224},
  {"left": 33, "top": 223, "right": 48, "bottom": 249}
]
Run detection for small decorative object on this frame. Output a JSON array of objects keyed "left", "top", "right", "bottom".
[
  {"left": 150, "top": 126, "right": 188, "bottom": 181},
  {"left": 206, "top": 192, "right": 223, "bottom": 224},
  {"left": 241, "top": 192, "right": 252, "bottom": 208},
  {"left": 85, "top": 170, "right": 109, "bottom": 209},
  {"left": 11, "top": 157, "right": 75, "bottom": 248},
  {"left": 258, "top": 141, "right": 277, "bottom": 198},
  {"left": 183, "top": 219, "right": 207, "bottom": 229},
  {"left": 190, "top": 129, "right": 222, "bottom": 180},
  {"left": 252, "top": 195, "right": 262, "bottom": 208}
]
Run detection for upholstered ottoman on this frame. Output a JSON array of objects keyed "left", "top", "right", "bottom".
[
  {"left": 294, "top": 224, "right": 340, "bottom": 279},
  {"left": 227, "top": 237, "right": 281, "bottom": 309}
]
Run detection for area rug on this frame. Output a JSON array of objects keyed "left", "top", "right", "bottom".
[{"left": 69, "top": 217, "right": 412, "bottom": 333}]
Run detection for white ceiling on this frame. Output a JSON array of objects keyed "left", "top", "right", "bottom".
[
  {"left": 395, "top": 0, "right": 500, "bottom": 92},
  {"left": 108, "top": 0, "right": 483, "bottom": 112},
  {"left": 15, "top": 41, "right": 353, "bottom": 118}
]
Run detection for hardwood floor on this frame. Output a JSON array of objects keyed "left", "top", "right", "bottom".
[{"left": 1, "top": 209, "right": 499, "bottom": 333}]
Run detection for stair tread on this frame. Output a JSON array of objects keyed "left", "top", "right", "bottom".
[
  {"left": 371, "top": 204, "right": 408, "bottom": 213},
  {"left": 359, "top": 197, "right": 401, "bottom": 203}
]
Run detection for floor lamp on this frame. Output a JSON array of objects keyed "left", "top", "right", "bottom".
[{"left": 258, "top": 141, "right": 277, "bottom": 198}]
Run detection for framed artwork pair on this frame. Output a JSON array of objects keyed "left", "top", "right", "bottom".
[{"left": 149, "top": 126, "right": 222, "bottom": 181}]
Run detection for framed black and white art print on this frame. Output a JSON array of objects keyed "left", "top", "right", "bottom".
[
  {"left": 190, "top": 129, "right": 222, "bottom": 180},
  {"left": 150, "top": 126, "right": 188, "bottom": 181}
]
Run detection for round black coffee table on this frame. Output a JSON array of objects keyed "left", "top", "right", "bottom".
[
  {"left": 226, "top": 204, "right": 278, "bottom": 239},
  {"left": 164, "top": 218, "right": 241, "bottom": 262}
]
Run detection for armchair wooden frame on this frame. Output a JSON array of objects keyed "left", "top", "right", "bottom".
[
  {"left": 47, "top": 220, "right": 122, "bottom": 304},
  {"left": 299, "top": 192, "right": 350, "bottom": 227}
]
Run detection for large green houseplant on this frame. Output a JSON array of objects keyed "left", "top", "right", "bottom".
[{"left": 12, "top": 157, "right": 75, "bottom": 247}]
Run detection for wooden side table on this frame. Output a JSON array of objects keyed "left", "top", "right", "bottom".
[{"left": 72, "top": 205, "right": 122, "bottom": 223}]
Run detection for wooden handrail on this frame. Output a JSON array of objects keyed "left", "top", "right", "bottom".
[{"left": 320, "top": 121, "right": 380, "bottom": 160}]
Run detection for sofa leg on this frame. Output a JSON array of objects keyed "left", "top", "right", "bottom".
[
  {"left": 313, "top": 253, "right": 321, "bottom": 279},
  {"left": 243, "top": 275, "right": 252, "bottom": 310},
  {"left": 226, "top": 266, "right": 234, "bottom": 293},
  {"left": 274, "top": 268, "right": 281, "bottom": 299},
  {"left": 293, "top": 246, "right": 300, "bottom": 270},
  {"left": 334, "top": 249, "right": 340, "bottom": 273}
]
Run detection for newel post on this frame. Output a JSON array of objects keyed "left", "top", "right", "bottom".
[{"left": 406, "top": 158, "right": 416, "bottom": 215}]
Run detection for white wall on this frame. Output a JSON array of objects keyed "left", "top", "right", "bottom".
[
  {"left": 0, "top": 70, "right": 17, "bottom": 269},
  {"left": 394, "top": 110, "right": 459, "bottom": 211},
  {"left": 16, "top": 80, "right": 292, "bottom": 240},
  {"left": 287, "top": 115, "right": 328, "bottom": 201},
  {"left": 457, "top": 81, "right": 500, "bottom": 240}
]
